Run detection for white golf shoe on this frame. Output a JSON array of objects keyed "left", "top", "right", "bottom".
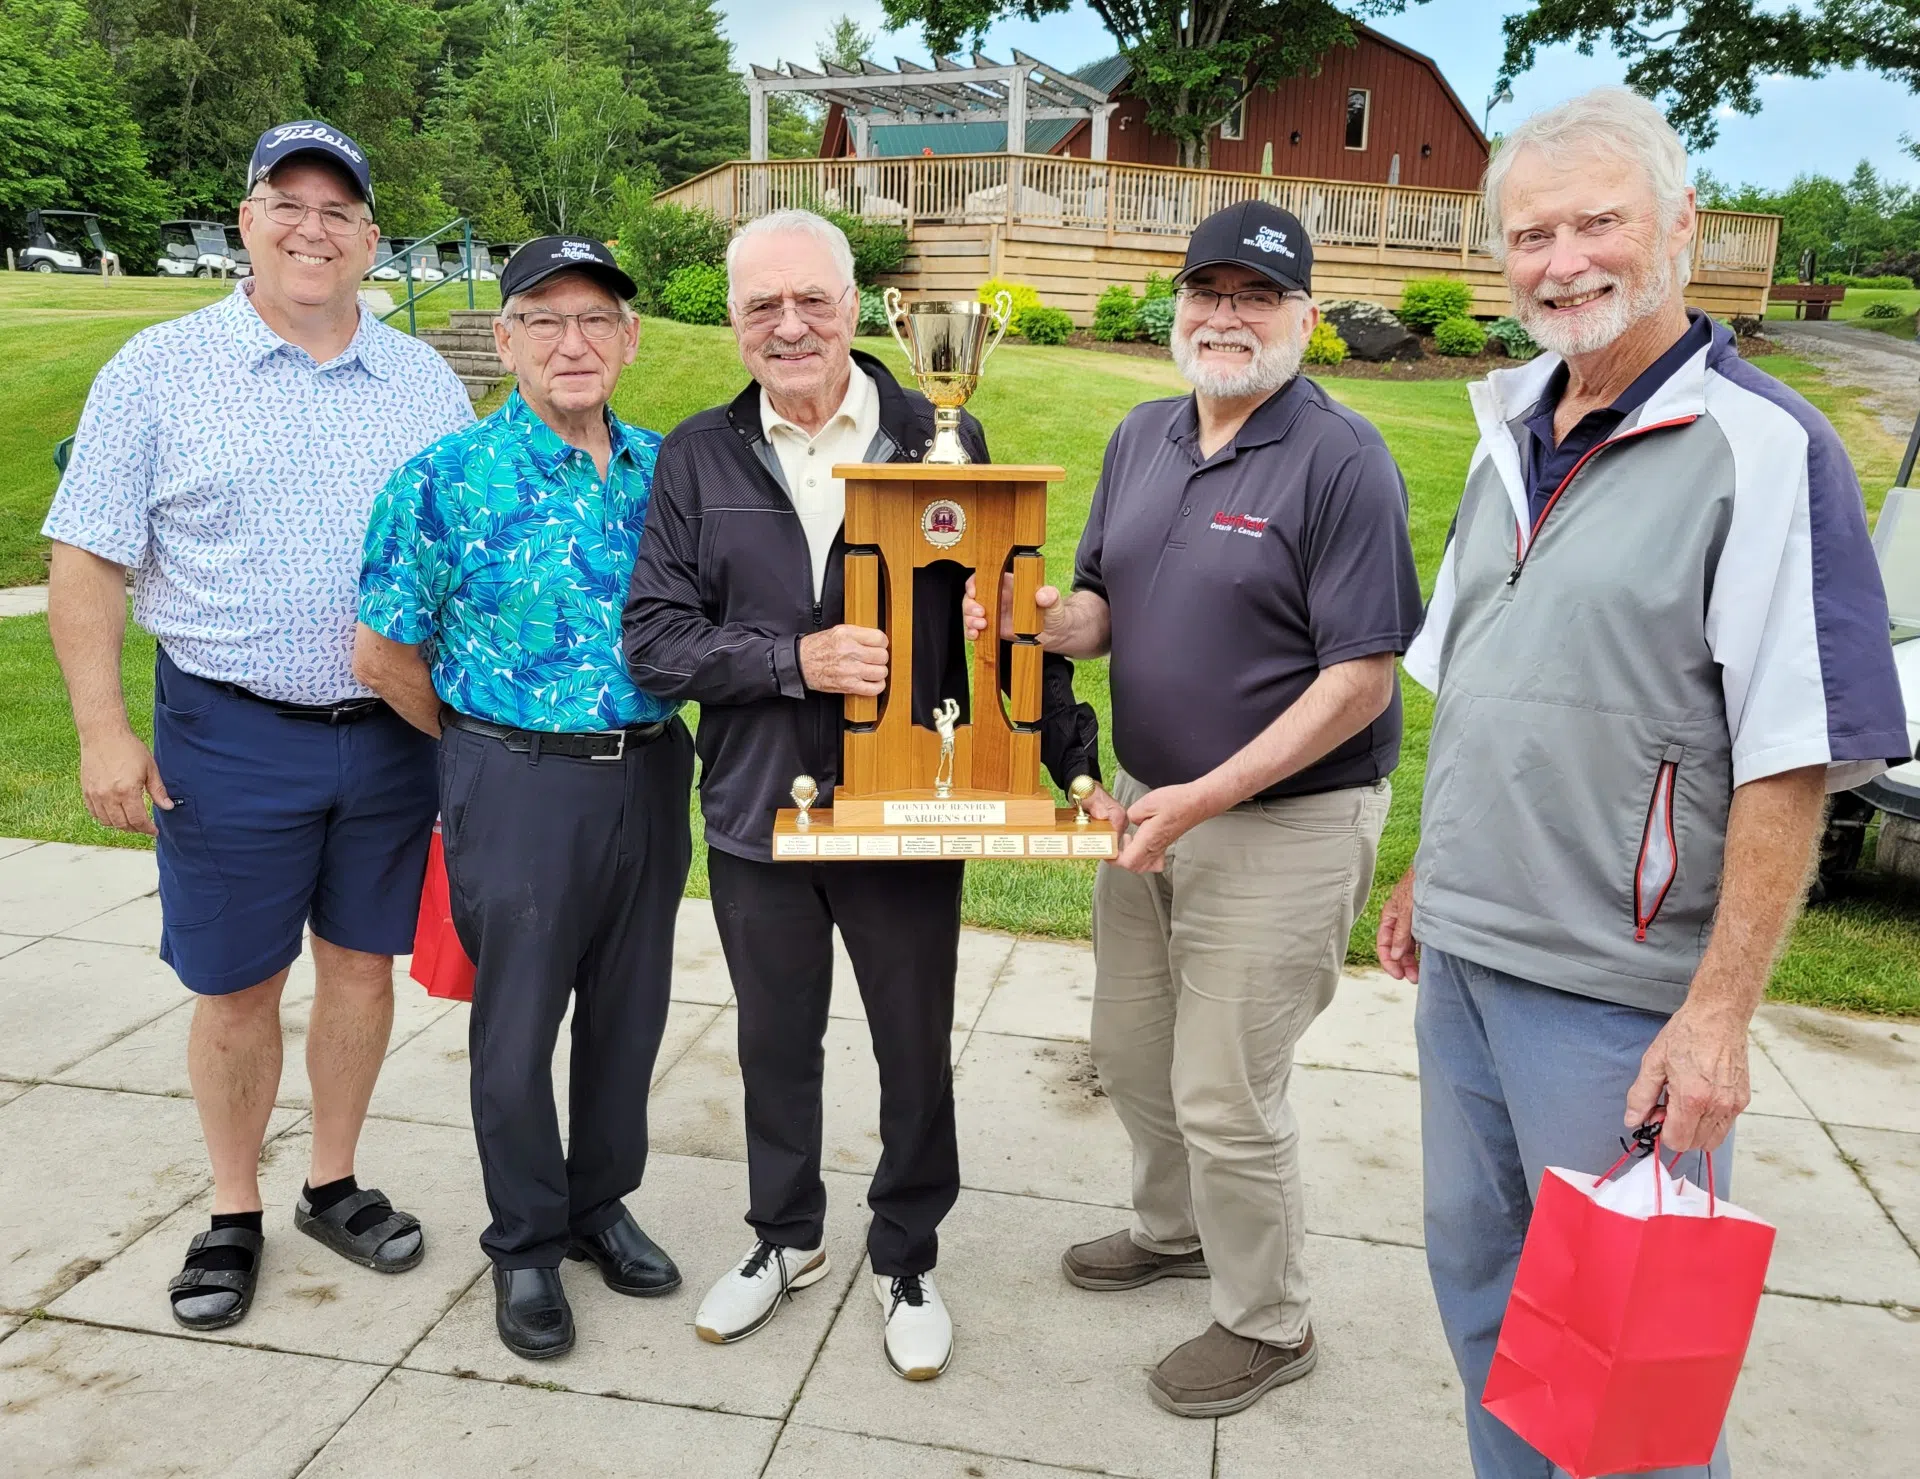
[
  {"left": 873, "top": 1270, "right": 952, "bottom": 1380},
  {"left": 694, "top": 1239, "right": 830, "bottom": 1344}
]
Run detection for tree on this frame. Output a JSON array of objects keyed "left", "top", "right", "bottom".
[
  {"left": 0, "top": 0, "right": 169, "bottom": 252},
  {"left": 1499, "top": 0, "right": 1920, "bottom": 149},
  {"left": 765, "top": 12, "right": 877, "bottom": 159},
  {"left": 880, "top": 0, "right": 1419, "bottom": 168},
  {"left": 601, "top": 0, "right": 746, "bottom": 185}
]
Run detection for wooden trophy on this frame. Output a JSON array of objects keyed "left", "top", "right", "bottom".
[{"left": 770, "top": 291, "right": 1118, "bottom": 863}]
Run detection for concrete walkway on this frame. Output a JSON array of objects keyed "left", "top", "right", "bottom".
[{"left": 0, "top": 838, "right": 1915, "bottom": 1477}]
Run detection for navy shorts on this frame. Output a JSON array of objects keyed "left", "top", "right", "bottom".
[{"left": 151, "top": 649, "right": 439, "bottom": 995}]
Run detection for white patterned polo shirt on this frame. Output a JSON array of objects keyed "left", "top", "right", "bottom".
[{"left": 43, "top": 282, "right": 475, "bottom": 703}]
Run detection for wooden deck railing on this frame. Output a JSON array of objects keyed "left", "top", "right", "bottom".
[{"left": 657, "top": 155, "right": 1780, "bottom": 275}]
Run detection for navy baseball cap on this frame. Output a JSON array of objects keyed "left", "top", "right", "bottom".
[
  {"left": 248, "top": 121, "right": 374, "bottom": 210},
  {"left": 1177, "top": 200, "right": 1312, "bottom": 295},
  {"left": 499, "top": 235, "right": 637, "bottom": 303}
]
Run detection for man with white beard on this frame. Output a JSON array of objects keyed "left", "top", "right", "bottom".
[
  {"left": 1376, "top": 89, "right": 1908, "bottom": 1477},
  {"left": 967, "top": 201, "right": 1422, "bottom": 1416}
]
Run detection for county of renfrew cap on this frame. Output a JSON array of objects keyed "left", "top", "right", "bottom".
[
  {"left": 499, "top": 236, "right": 639, "bottom": 303},
  {"left": 248, "top": 121, "right": 374, "bottom": 211},
  {"left": 1177, "top": 200, "right": 1313, "bottom": 295}
]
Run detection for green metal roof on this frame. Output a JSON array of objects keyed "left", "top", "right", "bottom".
[{"left": 864, "top": 55, "right": 1131, "bottom": 158}]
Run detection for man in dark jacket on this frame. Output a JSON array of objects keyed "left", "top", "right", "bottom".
[{"left": 624, "top": 210, "right": 1099, "bottom": 1382}]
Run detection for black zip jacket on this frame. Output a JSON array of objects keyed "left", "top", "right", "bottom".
[{"left": 623, "top": 350, "right": 1099, "bottom": 861}]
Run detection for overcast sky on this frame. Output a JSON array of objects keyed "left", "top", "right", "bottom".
[{"left": 714, "top": 0, "right": 1920, "bottom": 190}]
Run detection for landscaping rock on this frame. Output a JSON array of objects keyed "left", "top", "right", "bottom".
[{"left": 1320, "top": 300, "right": 1422, "bottom": 361}]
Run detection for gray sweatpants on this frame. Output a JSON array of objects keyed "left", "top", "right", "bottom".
[
  {"left": 1091, "top": 769, "right": 1389, "bottom": 1347},
  {"left": 1417, "top": 947, "right": 1734, "bottom": 1479}
]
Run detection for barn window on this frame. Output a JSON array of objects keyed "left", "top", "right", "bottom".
[
  {"left": 1345, "top": 88, "right": 1370, "bottom": 150},
  {"left": 1219, "top": 99, "right": 1245, "bottom": 141}
]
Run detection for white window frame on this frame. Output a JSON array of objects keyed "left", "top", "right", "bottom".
[
  {"left": 1219, "top": 98, "right": 1245, "bottom": 142},
  {"left": 1345, "top": 87, "right": 1371, "bottom": 151}
]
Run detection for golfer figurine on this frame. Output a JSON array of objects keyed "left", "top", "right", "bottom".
[{"left": 932, "top": 698, "right": 960, "bottom": 798}]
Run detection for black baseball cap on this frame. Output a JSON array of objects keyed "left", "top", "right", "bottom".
[
  {"left": 499, "top": 235, "right": 637, "bottom": 303},
  {"left": 1177, "top": 200, "right": 1313, "bottom": 295},
  {"left": 248, "top": 121, "right": 374, "bottom": 210}
]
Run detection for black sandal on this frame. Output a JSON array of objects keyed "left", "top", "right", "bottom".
[
  {"left": 294, "top": 1186, "right": 425, "bottom": 1273},
  {"left": 168, "top": 1226, "right": 263, "bottom": 1330}
]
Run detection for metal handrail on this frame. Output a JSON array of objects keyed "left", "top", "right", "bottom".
[{"left": 377, "top": 217, "right": 479, "bottom": 335}]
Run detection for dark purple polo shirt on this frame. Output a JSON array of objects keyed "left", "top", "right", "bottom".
[{"left": 1073, "top": 375, "right": 1424, "bottom": 799}]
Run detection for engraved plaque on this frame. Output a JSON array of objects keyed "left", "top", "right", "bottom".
[
  {"left": 984, "top": 834, "right": 1026, "bottom": 857},
  {"left": 941, "top": 835, "right": 985, "bottom": 856},
  {"left": 900, "top": 835, "right": 942, "bottom": 858},
  {"left": 1027, "top": 833, "right": 1070, "bottom": 857},
  {"left": 858, "top": 834, "right": 901, "bottom": 857},
  {"left": 775, "top": 834, "right": 818, "bottom": 857},
  {"left": 820, "top": 834, "right": 860, "bottom": 857},
  {"left": 883, "top": 800, "right": 1008, "bottom": 827},
  {"left": 1072, "top": 833, "right": 1116, "bottom": 857}
]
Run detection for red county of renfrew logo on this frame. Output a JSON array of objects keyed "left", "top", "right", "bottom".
[{"left": 1209, "top": 511, "right": 1268, "bottom": 538}]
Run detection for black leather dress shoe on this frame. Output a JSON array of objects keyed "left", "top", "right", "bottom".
[
  {"left": 493, "top": 1265, "right": 574, "bottom": 1360},
  {"left": 564, "top": 1210, "right": 682, "bottom": 1296}
]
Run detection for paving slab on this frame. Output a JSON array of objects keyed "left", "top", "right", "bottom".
[
  {"left": 303, "top": 1367, "right": 780, "bottom": 1478},
  {"left": 1293, "top": 1065, "right": 1426, "bottom": 1248},
  {"left": 1213, "top": 1235, "right": 1468, "bottom": 1479},
  {"left": 953, "top": 1029, "right": 1133, "bottom": 1207},
  {"left": 371, "top": 998, "right": 721, "bottom": 1132},
  {"left": 404, "top": 1153, "right": 871, "bottom": 1418},
  {"left": 0, "top": 932, "right": 37, "bottom": 960},
  {"left": 791, "top": 1185, "right": 1216, "bottom": 1479},
  {"left": 52, "top": 1116, "right": 490, "bottom": 1365},
  {"left": 1297, "top": 969, "right": 1420, "bottom": 1078},
  {"left": 55, "top": 891, "right": 162, "bottom": 947},
  {"left": 973, "top": 938, "right": 1097, "bottom": 1042},
  {"left": 1750, "top": 1004, "right": 1920, "bottom": 1134},
  {"left": 0, "top": 1083, "right": 300, "bottom": 1312},
  {"left": 0, "top": 1078, "right": 32, "bottom": 1109},
  {"left": 765, "top": 1424, "right": 1101, "bottom": 1478},
  {"left": 0, "top": 937, "right": 180, "bottom": 1079},
  {"left": 831, "top": 925, "right": 1015, "bottom": 1032},
  {"left": 0, "top": 1319, "right": 383, "bottom": 1478},
  {"left": 0, "top": 838, "right": 41, "bottom": 861},
  {"left": 1729, "top": 1294, "right": 1920, "bottom": 1477},
  {"left": 1744, "top": 1035, "right": 1819, "bottom": 1122},
  {"left": 1735, "top": 1113, "right": 1920, "bottom": 1307},
  {"left": 56, "top": 964, "right": 455, "bottom": 1108},
  {"left": 1826, "top": 1123, "right": 1920, "bottom": 1256},
  {"left": 670, "top": 895, "right": 738, "bottom": 1006},
  {"left": 0, "top": 841, "right": 157, "bottom": 937}
]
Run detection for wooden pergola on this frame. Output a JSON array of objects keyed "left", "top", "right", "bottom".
[{"left": 746, "top": 50, "right": 1117, "bottom": 161}]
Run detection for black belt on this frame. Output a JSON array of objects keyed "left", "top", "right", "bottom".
[
  {"left": 225, "top": 685, "right": 386, "bottom": 725},
  {"left": 445, "top": 709, "right": 666, "bottom": 760}
]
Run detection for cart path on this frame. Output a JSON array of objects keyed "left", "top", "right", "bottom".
[{"left": 1769, "top": 321, "right": 1920, "bottom": 439}]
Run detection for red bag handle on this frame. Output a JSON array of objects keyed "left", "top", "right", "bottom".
[{"left": 1593, "top": 1117, "right": 1718, "bottom": 1218}]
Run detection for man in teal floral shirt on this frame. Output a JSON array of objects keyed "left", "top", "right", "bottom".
[{"left": 355, "top": 238, "right": 692, "bottom": 1363}]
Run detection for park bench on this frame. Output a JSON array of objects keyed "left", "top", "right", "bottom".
[{"left": 1769, "top": 283, "right": 1846, "bottom": 320}]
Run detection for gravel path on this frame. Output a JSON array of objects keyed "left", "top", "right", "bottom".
[{"left": 1768, "top": 320, "right": 1920, "bottom": 439}]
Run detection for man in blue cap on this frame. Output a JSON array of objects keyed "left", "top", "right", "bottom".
[{"left": 44, "top": 120, "right": 473, "bottom": 1331}]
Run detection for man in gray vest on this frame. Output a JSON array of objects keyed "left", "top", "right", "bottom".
[{"left": 1376, "top": 88, "right": 1910, "bottom": 1478}]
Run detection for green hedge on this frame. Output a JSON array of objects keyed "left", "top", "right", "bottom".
[
  {"left": 1020, "top": 305, "right": 1074, "bottom": 345},
  {"left": 1432, "top": 314, "right": 1487, "bottom": 357},
  {"left": 619, "top": 201, "right": 730, "bottom": 314},
  {"left": 1136, "top": 294, "right": 1175, "bottom": 346},
  {"left": 1303, "top": 320, "right": 1347, "bottom": 366},
  {"left": 1399, "top": 277, "right": 1474, "bottom": 332},
  {"left": 1093, "top": 284, "right": 1139, "bottom": 341},
  {"left": 659, "top": 263, "right": 729, "bottom": 325}
]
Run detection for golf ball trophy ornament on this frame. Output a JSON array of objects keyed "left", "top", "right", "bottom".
[
  {"left": 770, "top": 287, "right": 1119, "bottom": 864},
  {"left": 1068, "top": 775, "right": 1095, "bottom": 826}
]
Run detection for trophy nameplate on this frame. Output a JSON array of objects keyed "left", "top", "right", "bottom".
[{"left": 770, "top": 292, "right": 1119, "bottom": 863}]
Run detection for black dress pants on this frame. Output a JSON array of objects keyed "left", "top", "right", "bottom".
[
  {"left": 707, "top": 849, "right": 962, "bottom": 1277},
  {"left": 439, "top": 718, "right": 694, "bottom": 1269}
]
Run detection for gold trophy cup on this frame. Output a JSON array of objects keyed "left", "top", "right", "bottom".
[{"left": 884, "top": 287, "right": 1013, "bottom": 464}]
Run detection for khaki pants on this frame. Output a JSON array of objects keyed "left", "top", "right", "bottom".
[{"left": 1091, "top": 770, "right": 1389, "bottom": 1346}]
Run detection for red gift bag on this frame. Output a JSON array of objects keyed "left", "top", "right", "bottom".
[
  {"left": 408, "top": 823, "right": 475, "bottom": 1002},
  {"left": 1482, "top": 1148, "right": 1775, "bottom": 1477}
]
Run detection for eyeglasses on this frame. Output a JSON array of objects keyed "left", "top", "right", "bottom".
[
  {"left": 504, "top": 310, "right": 627, "bottom": 341},
  {"left": 734, "top": 285, "right": 851, "bottom": 332},
  {"left": 1174, "top": 286, "right": 1302, "bottom": 318},
  {"left": 252, "top": 194, "right": 369, "bottom": 236}
]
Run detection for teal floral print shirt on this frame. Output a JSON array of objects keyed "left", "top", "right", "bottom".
[{"left": 358, "top": 391, "right": 678, "bottom": 731}]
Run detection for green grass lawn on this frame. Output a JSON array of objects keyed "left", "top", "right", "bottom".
[{"left": 4, "top": 281, "right": 1917, "bottom": 1014}]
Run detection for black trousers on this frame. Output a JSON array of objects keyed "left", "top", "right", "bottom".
[
  {"left": 439, "top": 718, "right": 694, "bottom": 1269},
  {"left": 707, "top": 850, "right": 963, "bottom": 1276}
]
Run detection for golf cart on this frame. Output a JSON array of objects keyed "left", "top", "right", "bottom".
[
  {"left": 437, "top": 238, "right": 496, "bottom": 282},
  {"left": 155, "top": 219, "right": 238, "bottom": 278},
  {"left": 223, "top": 224, "right": 251, "bottom": 278},
  {"left": 388, "top": 238, "right": 444, "bottom": 283},
  {"left": 366, "top": 239, "right": 405, "bottom": 282},
  {"left": 16, "top": 210, "right": 120, "bottom": 275},
  {"left": 1815, "top": 438, "right": 1920, "bottom": 896}
]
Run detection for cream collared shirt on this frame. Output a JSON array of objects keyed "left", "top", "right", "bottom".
[{"left": 761, "top": 367, "right": 879, "bottom": 599}]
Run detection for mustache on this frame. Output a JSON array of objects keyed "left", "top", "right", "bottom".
[
  {"left": 762, "top": 333, "right": 829, "bottom": 357},
  {"left": 1184, "top": 326, "right": 1261, "bottom": 350},
  {"left": 1529, "top": 270, "right": 1621, "bottom": 306}
]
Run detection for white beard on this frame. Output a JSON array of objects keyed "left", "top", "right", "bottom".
[
  {"left": 1171, "top": 320, "right": 1304, "bottom": 398},
  {"left": 1515, "top": 264, "right": 1674, "bottom": 358}
]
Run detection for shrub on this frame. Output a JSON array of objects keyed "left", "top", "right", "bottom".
[
  {"left": 659, "top": 263, "right": 730, "bottom": 325},
  {"left": 1302, "top": 320, "right": 1347, "bottom": 366},
  {"left": 1141, "top": 269, "right": 1175, "bottom": 301},
  {"left": 1861, "top": 299, "right": 1907, "bottom": 320},
  {"left": 1432, "top": 314, "right": 1487, "bottom": 357},
  {"left": 1020, "top": 305, "right": 1074, "bottom": 345},
  {"left": 1730, "top": 314, "right": 1765, "bottom": 338},
  {"left": 857, "top": 286, "right": 892, "bottom": 336},
  {"left": 618, "top": 201, "right": 730, "bottom": 314},
  {"left": 823, "top": 210, "right": 909, "bottom": 284},
  {"left": 1136, "top": 293, "right": 1176, "bottom": 346},
  {"left": 1484, "top": 316, "right": 1541, "bottom": 360},
  {"left": 1399, "top": 277, "right": 1474, "bottom": 332},
  {"left": 1093, "top": 283, "right": 1139, "bottom": 341},
  {"left": 1828, "top": 273, "right": 1914, "bottom": 290},
  {"left": 978, "top": 278, "right": 1044, "bottom": 334}
]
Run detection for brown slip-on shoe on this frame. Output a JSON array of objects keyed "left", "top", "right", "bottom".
[
  {"left": 1061, "top": 1229, "right": 1208, "bottom": 1291},
  {"left": 1146, "top": 1321, "right": 1317, "bottom": 1417}
]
